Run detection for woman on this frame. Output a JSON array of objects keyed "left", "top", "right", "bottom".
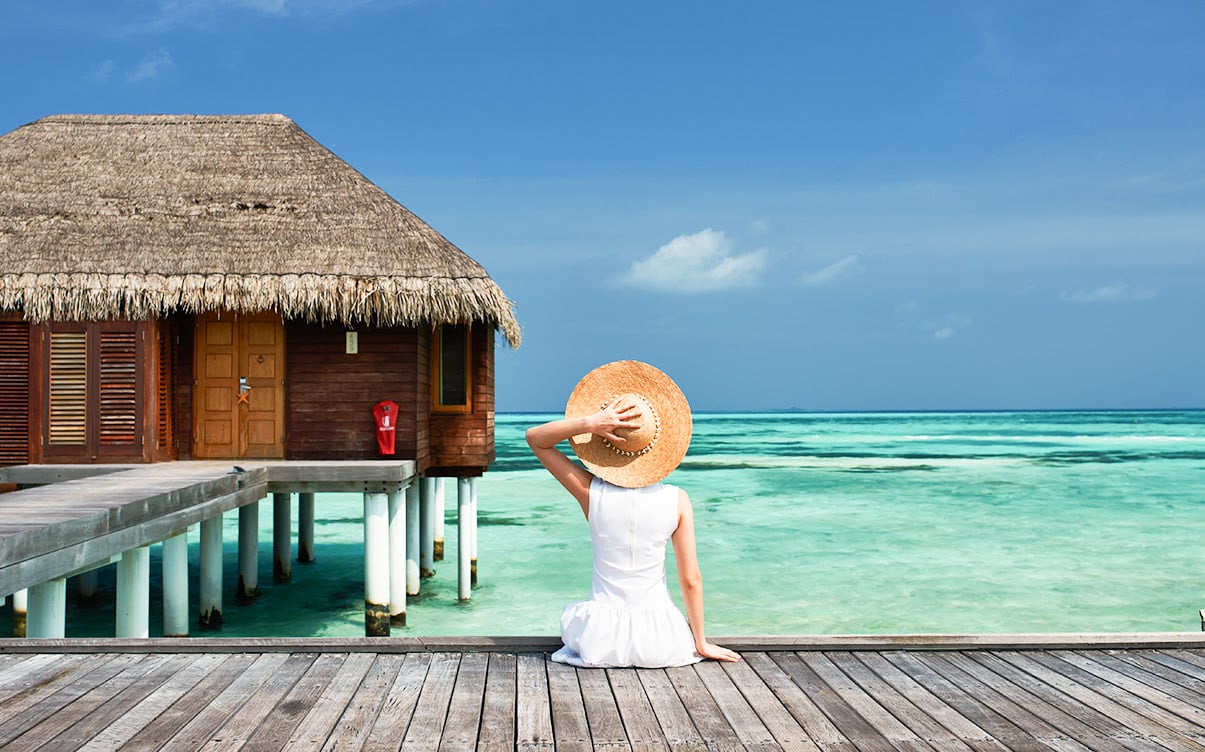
[{"left": 526, "top": 360, "right": 739, "bottom": 667}]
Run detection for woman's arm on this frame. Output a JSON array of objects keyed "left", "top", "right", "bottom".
[
  {"left": 671, "top": 489, "right": 740, "bottom": 662},
  {"left": 525, "top": 400, "right": 642, "bottom": 517}
]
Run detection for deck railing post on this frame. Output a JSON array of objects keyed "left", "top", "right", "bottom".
[
  {"left": 363, "top": 491, "right": 390, "bottom": 636},
  {"left": 10, "top": 589, "right": 26, "bottom": 637},
  {"left": 433, "top": 477, "right": 446, "bottom": 561},
  {"left": 298, "top": 492, "right": 316, "bottom": 563},
  {"left": 469, "top": 476, "right": 478, "bottom": 588},
  {"left": 458, "top": 477, "right": 472, "bottom": 601},
  {"left": 388, "top": 488, "right": 407, "bottom": 626},
  {"left": 405, "top": 482, "right": 420, "bottom": 596},
  {"left": 420, "top": 477, "right": 436, "bottom": 577},
  {"left": 162, "top": 530, "right": 189, "bottom": 637},
  {"left": 26, "top": 578, "right": 66, "bottom": 638},
  {"left": 238, "top": 501, "right": 259, "bottom": 601},
  {"left": 273, "top": 492, "right": 292, "bottom": 583},
  {"left": 199, "top": 514, "right": 224, "bottom": 628},
  {"left": 116, "top": 544, "right": 151, "bottom": 638}
]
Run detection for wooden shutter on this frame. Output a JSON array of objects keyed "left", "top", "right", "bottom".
[
  {"left": 0, "top": 322, "right": 30, "bottom": 465},
  {"left": 97, "top": 329, "right": 139, "bottom": 446},
  {"left": 47, "top": 331, "right": 87, "bottom": 446},
  {"left": 157, "top": 322, "right": 173, "bottom": 452}
]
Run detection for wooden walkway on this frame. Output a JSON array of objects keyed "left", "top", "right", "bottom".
[{"left": 0, "top": 637, "right": 1202, "bottom": 751}]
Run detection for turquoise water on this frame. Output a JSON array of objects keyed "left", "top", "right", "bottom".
[{"left": 8, "top": 410, "right": 1204, "bottom": 637}]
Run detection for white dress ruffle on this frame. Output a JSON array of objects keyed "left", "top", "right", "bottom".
[{"left": 551, "top": 479, "right": 702, "bottom": 668}]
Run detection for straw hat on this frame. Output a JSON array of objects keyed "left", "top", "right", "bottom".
[{"left": 565, "top": 360, "right": 692, "bottom": 488}]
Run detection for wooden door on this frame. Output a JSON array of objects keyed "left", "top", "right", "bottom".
[{"left": 194, "top": 312, "right": 285, "bottom": 459}]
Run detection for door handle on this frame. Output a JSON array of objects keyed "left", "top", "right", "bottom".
[{"left": 238, "top": 377, "right": 251, "bottom": 405}]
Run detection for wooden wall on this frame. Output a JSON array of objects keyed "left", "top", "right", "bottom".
[
  {"left": 426, "top": 324, "right": 496, "bottom": 475},
  {"left": 284, "top": 323, "right": 422, "bottom": 461}
]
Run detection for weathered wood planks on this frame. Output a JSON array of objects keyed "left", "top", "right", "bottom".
[{"left": 0, "top": 647, "right": 1201, "bottom": 751}]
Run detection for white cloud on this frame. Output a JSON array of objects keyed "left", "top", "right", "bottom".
[
  {"left": 127, "top": 49, "right": 174, "bottom": 82},
  {"left": 928, "top": 314, "right": 973, "bottom": 341},
  {"left": 90, "top": 60, "right": 117, "bottom": 83},
  {"left": 749, "top": 218, "right": 770, "bottom": 235},
  {"left": 618, "top": 228, "right": 768, "bottom": 293},
  {"left": 896, "top": 299, "right": 919, "bottom": 314},
  {"left": 801, "top": 254, "right": 859, "bottom": 287},
  {"left": 1059, "top": 283, "right": 1158, "bottom": 303}
]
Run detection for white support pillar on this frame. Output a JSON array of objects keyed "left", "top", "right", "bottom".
[
  {"left": 387, "top": 489, "right": 406, "bottom": 627},
  {"left": 433, "top": 477, "right": 446, "bottom": 561},
  {"left": 273, "top": 492, "right": 292, "bottom": 583},
  {"left": 405, "top": 482, "right": 421, "bottom": 596},
  {"left": 10, "top": 589, "right": 27, "bottom": 637},
  {"left": 469, "top": 476, "right": 479, "bottom": 588},
  {"left": 457, "top": 477, "right": 472, "bottom": 602},
  {"left": 238, "top": 501, "right": 259, "bottom": 601},
  {"left": 363, "top": 492, "right": 390, "bottom": 636},
  {"left": 77, "top": 569, "right": 99, "bottom": 599},
  {"left": 199, "top": 514, "right": 223, "bottom": 628},
  {"left": 116, "top": 545, "right": 151, "bottom": 638},
  {"left": 26, "top": 579, "right": 66, "bottom": 638},
  {"left": 162, "top": 531, "right": 189, "bottom": 638},
  {"left": 298, "top": 492, "right": 316, "bottom": 563},
  {"left": 419, "top": 477, "right": 436, "bottom": 577}
]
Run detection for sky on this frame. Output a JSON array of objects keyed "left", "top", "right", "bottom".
[{"left": 2, "top": 0, "right": 1203, "bottom": 411}]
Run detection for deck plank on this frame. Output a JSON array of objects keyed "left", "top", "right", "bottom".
[
  {"left": 919, "top": 652, "right": 1098, "bottom": 752},
  {"left": 198, "top": 651, "right": 318, "bottom": 750},
  {"left": 665, "top": 663, "right": 745, "bottom": 752},
  {"left": 576, "top": 664, "right": 631, "bottom": 751},
  {"left": 400, "top": 652, "right": 460, "bottom": 752},
  {"left": 825, "top": 650, "right": 978, "bottom": 752},
  {"left": 48, "top": 653, "right": 204, "bottom": 751},
  {"left": 1069, "top": 650, "right": 1205, "bottom": 722},
  {"left": 964, "top": 651, "right": 1146, "bottom": 750},
  {"left": 0, "top": 646, "right": 1202, "bottom": 752},
  {"left": 76, "top": 653, "right": 230, "bottom": 752},
  {"left": 742, "top": 652, "right": 853, "bottom": 752},
  {"left": 155, "top": 652, "right": 292, "bottom": 752},
  {"left": 362, "top": 652, "right": 432, "bottom": 752},
  {"left": 515, "top": 652, "right": 555, "bottom": 752},
  {"left": 884, "top": 651, "right": 1066, "bottom": 752},
  {"left": 634, "top": 664, "right": 708, "bottom": 752},
  {"left": 318, "top": 654, "right": 406, "bottom": 752},
  {"left": 1013, "top": 651, "right": 1205, "bottom": 745},
  {"left": 278, "top": 652, "right": 378, "bottom": 752},
  {"left": 119, "top": 652, "right": 261, "bottom": 752},
  {"left": 719, "top": 657, "right": 820, "bottom": 752},
  {"left": 2, "top": 653, "right": 175, "bottom": 752},
  {"left": 546, "top": 658, "right": 593, "bottom": 752},
  {"left": 438, "top": 651, "right": 489, "bottom": 752},
  {"left": 478, "top": 652, "right": 518, "bottom": 752},
  {"left": 606, "top": 668, "right": 669, "bottom": 752},
  {"left": 694, "top": 659, "right": 782, "bottom": 751},
  {"left": 850, "top": 651, "right": 1009, "bottom": 752},
  {"left": 0, "top": 653, "right": 118, "bottom": 725},
  {"left": 235, "top": 652, "right": 348, "bottom": 752}
]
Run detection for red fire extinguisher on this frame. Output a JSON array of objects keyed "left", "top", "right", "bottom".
[{"left": 372, "top": 400, "right": 398, "bottom": 455}]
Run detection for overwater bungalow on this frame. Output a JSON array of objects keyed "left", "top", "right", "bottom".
[{"left": 0, "top": 114, "right": 521, "bottom": 473}]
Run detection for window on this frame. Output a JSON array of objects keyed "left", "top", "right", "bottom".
[
  {"left": 0, "top": 321, "right": 31, "bottom": 465},
  {"left": 432, "top": 324, "right": 470, "bottom": 412},
  {"left": 44, "top": 322, "right": 144, "bottom": 458}
]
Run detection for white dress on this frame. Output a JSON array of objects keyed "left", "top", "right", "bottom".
[{"left": 551, "top": 478, "right": 703, "bottom": 668}]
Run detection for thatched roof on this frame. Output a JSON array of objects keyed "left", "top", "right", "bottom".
[{"left": 0, "top": 114, "right": 520, "bottom": 346}]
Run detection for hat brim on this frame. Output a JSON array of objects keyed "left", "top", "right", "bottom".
[{"left": 565, "top": 360, "right": 692, "bottom": 488}]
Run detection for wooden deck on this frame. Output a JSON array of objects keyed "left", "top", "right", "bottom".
[
  {"left": 0, "top": 460, "right": 417, "bottom": 598},
  {"left": 0, "top": 637, "right": 1202, "bottom": 751}
]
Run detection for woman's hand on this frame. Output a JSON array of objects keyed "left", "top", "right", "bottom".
[
  {"left": 697, "top": 642, "right": 741, "bottom": 662},
  {"left": 588, "top": 398, "right": 642, "bottom": 445}
]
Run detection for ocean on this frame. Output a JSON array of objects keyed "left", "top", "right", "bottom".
[{"left": 10, "top": 410, "right": 1204, "bottom": 638}]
